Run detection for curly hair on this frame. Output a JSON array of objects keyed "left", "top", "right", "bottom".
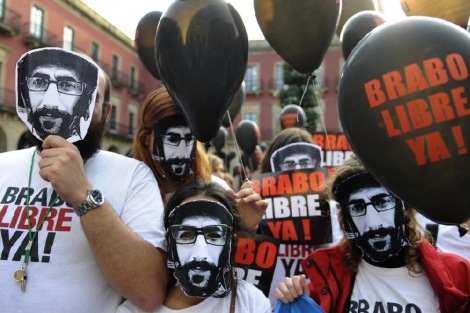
[
  {"left": 259, "top": 127, "right": 314, "bottom": 173},
  {"left": 133, "top": 87, "right": 211, "bottom": 203},
  {"left": 327, "top": 155, "right": 431, "bottom": 273}
]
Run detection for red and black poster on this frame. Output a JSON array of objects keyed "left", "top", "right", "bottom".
[
  {"left": 312, "top": 132, "right": 354, "bottom": 176},
  {"left": 251, "top": 169, "right": 333, "bottom": 245},
  {"left": 233, "top": 231, "right": 280, "bottom": 297}
]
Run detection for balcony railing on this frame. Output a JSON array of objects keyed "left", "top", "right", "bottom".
[
  {"left": 128, "top": 81, "right": 145, "bottom": 98},
  {"left": 22, "top": 22, "right": 58, "bottom": 48},
  {"left": 107, "top": 121, "right": 137, "bottom": 139},
  {"left": 245, "top": 80, "right": 264, "bottom": 96},
  {"left": 109, "top": 69, "right": 128, "bottom": 89},
  {"left": 0, "top": 7, "right": 21, "bottom": 36}
]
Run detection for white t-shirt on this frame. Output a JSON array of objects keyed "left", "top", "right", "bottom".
[
  {"left": 350, "top": 261, "right": 440, "bottom": 313},
  {"left": 416, "top": 213, "right": 470, "bottom": 262},
  {"left": 436, "top": 225, "right": 470, "bottom": 262},
  {"left": 267, "top": 200, "right": 343, "bottom": 307},
  {"left": 211, "top": 174, "right": 230, "bottom": 190},
  {"left": 0, "top": 147, "right": 165, "bottom": 313},
  {"left": 116, "top": 279, "right": 271, "bottom": 313}
]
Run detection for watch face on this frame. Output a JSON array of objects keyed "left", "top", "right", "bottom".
[{"left": 90, "top": 189, "right": 104, "bottom": 205}]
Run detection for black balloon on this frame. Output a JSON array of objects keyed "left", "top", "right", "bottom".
[
  {"left": 279, "top": 104, "right": 307, "bottom": 129},
  {"left": 254, "top": 0, "right": 340, "bottom": 74},
  {"left": 338, "top": 16, "right": 470, "bottom": 224},
  {"left": 155, "top": 0, "right": 248, "bottom": 142},
  {"left": 211, "top": 127, "right": 228, "bottom": 152},
  {"left": 222, "top": 81, "right": 246, "bottom": 128},
  {"left": 235, "top": 120, "right": 260, "bottom": 155},
  {"left": 135, "top": 11, "right": 162, "bottom": 80},
  {"left": 340, "top": 10, "right": 386, "bottom": 61}
]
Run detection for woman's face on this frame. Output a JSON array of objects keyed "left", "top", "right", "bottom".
[{"left": 212, "top": 163, "right": 225, "bottom": 179}]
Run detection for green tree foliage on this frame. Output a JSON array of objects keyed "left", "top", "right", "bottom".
[{"left": 277, "top": 63, "right": 319, "bottom": 133}]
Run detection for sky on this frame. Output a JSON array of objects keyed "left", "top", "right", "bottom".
[
  {"left": 81, "top": 0, "right": 406, "bottom": 41},
  {"left": 81, "top": 0, "right": 265, "bottom": 41}
]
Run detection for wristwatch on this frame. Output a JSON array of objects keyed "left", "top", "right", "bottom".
[{"left": 73, "top": 188, "right": 105, "bottom": 216}]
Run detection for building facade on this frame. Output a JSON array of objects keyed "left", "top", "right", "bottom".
[
  {"left": 234, "top": 37, "right": 344, "bottom": 145},
  {"left": 0, "top": 0, "right": 161, "bottom": 154}
]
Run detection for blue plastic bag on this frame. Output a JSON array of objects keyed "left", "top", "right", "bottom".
[{"left": 273, "top": 294, "right": 326, "bottom": 313}]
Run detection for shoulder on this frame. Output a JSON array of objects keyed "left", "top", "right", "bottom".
[
  {"left": 302, "top": 245, "right": 344, "bottom": 274},
  {"left": 420, "top": 239, "right": 470, "bottom": 273},
  {"left": 235, "top": 280, "right": 271, "bottom": 312},
  {"left": 93, "top": 150, "right": 155, "bottom": 177},
  {"left": 211, "top": 175, "right": 230, "bottom": 190},
  {"left": 0, "top": 147, "right": 33, "bottom": 162}
]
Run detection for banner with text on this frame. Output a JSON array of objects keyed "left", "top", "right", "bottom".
[
  {"left": 233, "top": 231, "right": 280, "bottom": 297},
  {"left": 251, "top": 169, "right": 333, "bottom": 245}
]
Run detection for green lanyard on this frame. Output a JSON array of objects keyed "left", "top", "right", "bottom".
[
  {"left": 24, "top": 147, "right": 59, "bottom": 265},
  {"left": 14, "top": 148, "right": 59, "bottom": 292}
]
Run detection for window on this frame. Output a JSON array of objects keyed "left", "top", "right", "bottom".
[
  {"left": 63, "top": 26, "right": 74, "bottom": 50},
  {"left": 112, "top": 55, "right": 119, "bottom": 80},
  {"left": 91, "top": 42, "right": 100, "bottom": 62},
  {"left": 243, "top": 112, "right": 258, "bottom": 124},
  {"left": 30, "top": 6, "right": 43, "bottom": 39},
  {"left": 129, "top": 66, "right": 136, "bottom": 90},
  {"left": 0, "top": 0, "right": 5, "bottom": 21},
  {"left": 245, "top": 64, "right": 259, "bottom": 92},
  {"left": 274, "top": 62, "right": 284, "bottom": 90},
  {"left": 128, "top": 112, "right": 134, "bottom": 135},
  {"left": 109, "top": 105, "right": 117, "bottom": 131}
]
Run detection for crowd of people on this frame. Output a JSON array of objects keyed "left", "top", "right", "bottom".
[{"left": 1, "top": 47, "right": 469, "bottom": 313}]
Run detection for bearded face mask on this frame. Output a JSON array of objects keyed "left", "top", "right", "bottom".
[
  {"left": 16, "top": 47, "right": 99, "bottom": 143},
  {"left": 153, "top": 113, "right": 196, "bottom": 181},
  {"left": 334, "top": 172, "right": 409, "bottom": 262},
  {"left": 167, "top": 200, "right": 234, "bottom": 298},
  {"left": 270, "top": 142, "right": 323, "bottom": 172}
]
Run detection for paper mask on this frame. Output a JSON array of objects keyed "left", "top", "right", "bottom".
[
  {"left": 16, "top": 48, "right": 99, "bottom": 143},
  {"left": 153, "top": 113, "right": 196, "bottom": 181},
  {"left": 270, "top": 142, "right": 323, "bottom": 172},
  {"left": 167, "top": 199, "right": 233, "bottom": 297}
]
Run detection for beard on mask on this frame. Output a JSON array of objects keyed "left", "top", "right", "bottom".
[
  {"left": 31, "top": 107, "right": 74, "bottom": 139},
  {"left": 32, "top": 108, "right": 107, "bottom": 161},
  {"left": 161, "top": 157, "right": 192, "bottom": 181},
  {"left": 355, "top": 226, "right": 404, "bottom": 262},
  {"left": 174, "top": 260, "right": 219, "bottom": 297}
]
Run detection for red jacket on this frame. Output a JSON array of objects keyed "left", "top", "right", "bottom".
[{"left": 301, "top": 240, "right": 470, "bottom": 313}]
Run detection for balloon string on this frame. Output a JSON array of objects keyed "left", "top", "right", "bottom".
[
  {"left": 297, "top": 74, "right": 314, "bottom": 121},
  {"left": 311, "top": 78, "right": 333, "bottom": 157},
  {"left": 227, "top": 112, "right": 249, "bottom": 184}
]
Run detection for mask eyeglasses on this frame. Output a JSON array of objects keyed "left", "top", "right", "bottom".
[
  {"left": 347, "top": 195, "right": 396, "bottom": 217},
  {"left": 280, "top": 159, "right": 316, "bottom": 171},
  {"left": 162, "top": 134, "right": 195, "bottom": 146},
  {"left": 26, "top": 77, "right": 85, "bottom": 96},
  {"left": 169, "top": 224, "right": 232, "bottom": 246}
]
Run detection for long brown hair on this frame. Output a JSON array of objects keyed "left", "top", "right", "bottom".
[
  {"left": 133, "top": 87, "right": 211, "bottom": 202},
  {"left": 327, "top": 155, "right": 430, "bottom": 273}
]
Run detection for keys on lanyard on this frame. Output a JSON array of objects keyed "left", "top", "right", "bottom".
[{"left": 14, "top": 267, "right": 27, "bottom": 292}]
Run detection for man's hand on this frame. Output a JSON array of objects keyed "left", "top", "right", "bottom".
[
  {"left": 227, "top": 180, "right": 268, "bottom": 232},
  {"left": 274, "top": 275, "right": 310, "bottom": 304},
  {"left": 38, "top": 135, "right": 91, "bottom": 206}
]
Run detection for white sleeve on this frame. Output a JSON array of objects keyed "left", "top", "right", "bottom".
[
  {"left": 235, "top": 280, "right": 272, "bottom": 313},
  {"left": 116, "top": 300, "right": 146, "bottom": 313},
  {"left": 329, "top": 200, "right": 343, "bottom": 244},
  {"left": 120, "top": 162, "right": 166, "bottom": 251},
  {"left": 211, "top": 175, "right": 230, "bottom": 190}
]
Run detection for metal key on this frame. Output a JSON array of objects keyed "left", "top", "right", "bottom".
[{"left": 21, "top": 269, "right": 27, "bottom": 292}]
